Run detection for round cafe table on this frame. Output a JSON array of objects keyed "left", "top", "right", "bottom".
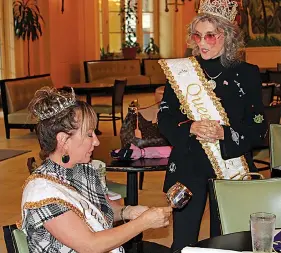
[{"left": 195, "top": 231, "right": 252, "bottom": 251}]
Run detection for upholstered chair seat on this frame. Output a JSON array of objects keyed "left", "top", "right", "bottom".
[{"left": 92, "top": 104, "right": 122, "bottom": 115}]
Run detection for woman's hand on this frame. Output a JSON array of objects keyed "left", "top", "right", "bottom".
[
  {"left": 190, "top": 120, "right": 224, "bottom": 142},
  {"left": 139, "top": 206, "right": 172, "bottom": 229},
  {"left": 124, "top": 205, "right": 149, "bottom": 220}
]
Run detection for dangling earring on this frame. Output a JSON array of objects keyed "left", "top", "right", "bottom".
[{"left": 62, "top": 153, "right": 70, "bottom": 163}]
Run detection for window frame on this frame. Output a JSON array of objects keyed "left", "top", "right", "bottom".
[{"left": 99, "top": 0, "right": 159, "bottom": 53}]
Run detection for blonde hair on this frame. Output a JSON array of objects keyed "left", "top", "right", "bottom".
[
  {"left": 28, "top": 87, "right": 97, "bottom": 160},
  {"left": 187, "top": 13, "right": 244, "bottom": 67}
]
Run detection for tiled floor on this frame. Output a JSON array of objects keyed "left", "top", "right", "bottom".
[{"left": 0, "top": 91, "right": 270, "bottom": 252}]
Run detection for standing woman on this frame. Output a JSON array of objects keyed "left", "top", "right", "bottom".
[
  {"left": 20, "top": 87, "right": 172, "bottom": 252},
  {"left": 158, "top": 0, "right": 267, "bottom": 251}
]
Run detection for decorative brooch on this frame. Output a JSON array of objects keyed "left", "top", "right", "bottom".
[{"left": 253, "top": 114, "right": 264, "bottom": 124}]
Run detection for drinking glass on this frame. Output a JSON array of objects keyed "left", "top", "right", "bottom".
[
  {"left": 166, "top": 182, "right": 193, "bottom": 209},
  {"left": 250, "top": 212, "right": 276, "bottom": 253}
]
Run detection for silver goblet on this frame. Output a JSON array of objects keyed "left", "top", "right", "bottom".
[{"left": 166, "top": 182, "right": 193, "bottom": 209}]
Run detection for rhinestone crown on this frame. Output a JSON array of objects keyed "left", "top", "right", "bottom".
[
  {"left": 33, "top": 88, "right": 76, "bottom": 121},
  {"left": 198, "top": 0, "right": 238, "bottom": 23}
]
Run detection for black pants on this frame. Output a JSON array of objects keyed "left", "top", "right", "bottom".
[{"left": 170, "top": 177, "right": 221, "bottom": 252}]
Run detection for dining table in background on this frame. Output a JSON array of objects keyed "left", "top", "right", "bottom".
[
  {"left": 63, "top": 82, "right": 114, "bottom": 105},
  {"left": 92, "top": 136, "right": 169, "bottom": 253}
]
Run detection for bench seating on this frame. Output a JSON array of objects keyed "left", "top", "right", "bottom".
[
  {"left": 143, "top": 59, "right": 167, "bottom": 86},
  {"left": 84, "top": 59, "right": 151, "bottom": 87},
  {"left": 0, "top": 74, "right": 53, "bottom": 139}
]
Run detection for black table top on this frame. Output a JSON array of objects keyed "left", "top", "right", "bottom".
[
  {"left": 195, "top": 231, "right": 252, "bottom": 251},
  {"left": 92, "top": 136, "right": 168, "bottom": 172}
]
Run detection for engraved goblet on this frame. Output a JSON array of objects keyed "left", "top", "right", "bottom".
[{"left": 166, "top": 182, "right": 193, "bottom": 209}]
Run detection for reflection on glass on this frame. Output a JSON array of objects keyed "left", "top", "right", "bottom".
[
  {"left": 109, "top": 33, "right": 121, "bottom": 52},
  {"left": 142, "top": 0, "right": 153, "bottom": 12},
  {"left": 143, "top": 33, "right": 153, "bottom": 49},
  {"left": 100, "top": 34, "right": 103, "bottom": 48},
  {"left": 109, "top": 13, "right": 121, "bottom": 33},
  {"left": 99, "top": 12, "right": 103, "bottom": 32},
  {"left": 142, "top": 13, "right": 153, "bottom": 32},
  {"left": 109, "top": 0, "right": 120, "bottom": 11}
]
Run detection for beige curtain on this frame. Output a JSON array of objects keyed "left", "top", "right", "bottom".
[{"left": 0, "top": 0, "right": 16, "bottom": 79}]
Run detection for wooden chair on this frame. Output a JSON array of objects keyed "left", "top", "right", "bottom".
[
  {"left": 261, "top": 85, "right": 274, "bottom": 106},
  {"left": 92, "top": 79, "right": 127, "bottom": 136},
  {"left": 270, "top": 124, "right": 281, "bottom": 177},
  {"left": 208, "top": 177, "right": 281, "bottom": 236},
  {"left": 268, "top": 70, "right": 281, "bottom": 102},
  {"left": 253, "top": 104, "right": 281, "bottom": 171},
  {"left": 0, "top": 74, "right": 53, "bottom": 139},
  {"left": 3, "top": 224, "right": 29, "bottom": 253}
]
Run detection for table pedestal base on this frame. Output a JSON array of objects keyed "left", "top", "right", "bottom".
[{"left": 124, "top": 241, "right": 170, "bottom": 253}]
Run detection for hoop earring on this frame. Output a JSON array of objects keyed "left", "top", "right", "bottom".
[{"left": 62, "top": 154, "right": 70, "bottom": 164}]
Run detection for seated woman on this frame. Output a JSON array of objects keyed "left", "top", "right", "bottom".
[{"left": 19, "top": 87, "right": 172, "bottom": 253}]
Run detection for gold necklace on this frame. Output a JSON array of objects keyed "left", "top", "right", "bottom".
[{"left": 204, "top": 69, "right": 223, "bottom": 90}]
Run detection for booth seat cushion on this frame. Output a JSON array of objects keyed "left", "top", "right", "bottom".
[
  {"left": 92, "top": 105, "right": 122, "bottom": 114},
  {"left": 5, "top": 76, "right": 53, "bottom": 113},
  {"left": 8, "top": 108, "right": 37, "bottom": 124}
]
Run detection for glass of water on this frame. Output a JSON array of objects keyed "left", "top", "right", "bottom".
[{"left": 250, "top": 212, "right": 276, "bottom": 253}]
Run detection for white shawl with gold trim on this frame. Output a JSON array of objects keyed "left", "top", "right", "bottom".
[{"left": 20, "top": 174, "right": 124, "bottom": 253}]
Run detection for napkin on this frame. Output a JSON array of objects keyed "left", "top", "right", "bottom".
[
  {"left": 274, "top": 229, "right": 281, "bottom": 252},
  {"left": 181, "top": 247, "right": 251, "bottom": 253}
]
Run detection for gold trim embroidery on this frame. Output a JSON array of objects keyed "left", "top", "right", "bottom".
[
  {"left": 22, "top": 174, "right": 76, "bottom": 192},
  {"left": 159, "top": 57, "right": 250, "bottom": 179}
]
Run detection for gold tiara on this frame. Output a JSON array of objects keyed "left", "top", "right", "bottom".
[
  {"left": 198, "top": 0, "right": 238, "bottom": 23},
  {"left": 33, "top": 88, "right": 76, "bottom": 121}
]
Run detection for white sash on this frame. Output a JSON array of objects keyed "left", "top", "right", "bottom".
[
  {"left": 159, "top": 57, "right": 249, "bottom": 179},
  {"left": 20, "top": 174, "right": 124, "bottom": 253}
]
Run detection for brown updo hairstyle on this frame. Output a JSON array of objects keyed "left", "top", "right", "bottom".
[{"left": 28, "top": 87, "right": 97, "bottom": 160}]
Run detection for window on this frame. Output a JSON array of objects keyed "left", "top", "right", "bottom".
[
  {"left": 142, "top": 0, "right": 154, "bottom": 50},
  {"left": 99, "top": 0, "right": 159, "bottom": 54}
]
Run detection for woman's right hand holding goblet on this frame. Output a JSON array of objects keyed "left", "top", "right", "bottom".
[{"left": 140, "top": 207, "right": 172, "bottom": 229}]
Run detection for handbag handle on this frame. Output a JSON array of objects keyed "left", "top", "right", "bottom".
[
  {"left": 128, "top": 100, "right": 160, "bottom": 112},
  {"left": 239, "top": 172, "right": 265, "bottom": 180}
]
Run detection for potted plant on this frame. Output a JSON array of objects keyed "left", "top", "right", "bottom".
[
  {"left": 144, "top": 38, "right": 160, "bottom": 59},
  {"left": 13, "top": 0, "right": 44, "bottom": 76},
  {"left": 119, "top": 0, "right": 141, "bottom": 59},
  {"left": 100, "top": 45, "right": 114, "bottom": 60}
]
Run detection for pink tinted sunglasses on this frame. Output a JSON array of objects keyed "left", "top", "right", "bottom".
[{"left": 191, "top": 33, "right": 222, "bottom": 45}]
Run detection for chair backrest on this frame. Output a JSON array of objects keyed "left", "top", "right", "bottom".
[
  {"left": 84, "top": 60, "right": 141, "bottom": 82},
  {"left": 112, "top": 79, "right": 127, "bottom": 109},
  {"left": 268, "top": 71, "right": 281, "bottom": 97},
  {"left": 209, "top": 178, "right": 281, "bottom": 235},
  {"left": 0, "top": 74, "right": 52, "bottom": 114},
  {"left": 3, "top": 224, "right": 29, "bottom": 253},
  {"left": 260, "top": 71, "right": 270, "bottom": 83},
  {"left": 261, "top": 86, "right": 274, "bottom": 106},
  {"left": 270, "top": 124, "right": 281, "bottom": 169},
  {"left": 259, "top": 104, "right": 281, "bottom": 147},
  {"left": 268, "top": 70, "right": 281, "bottom": 84}
]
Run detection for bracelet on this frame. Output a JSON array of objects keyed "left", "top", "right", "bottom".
[{"left": 120, "top": 205, "right": 130, "bottom": 223}]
